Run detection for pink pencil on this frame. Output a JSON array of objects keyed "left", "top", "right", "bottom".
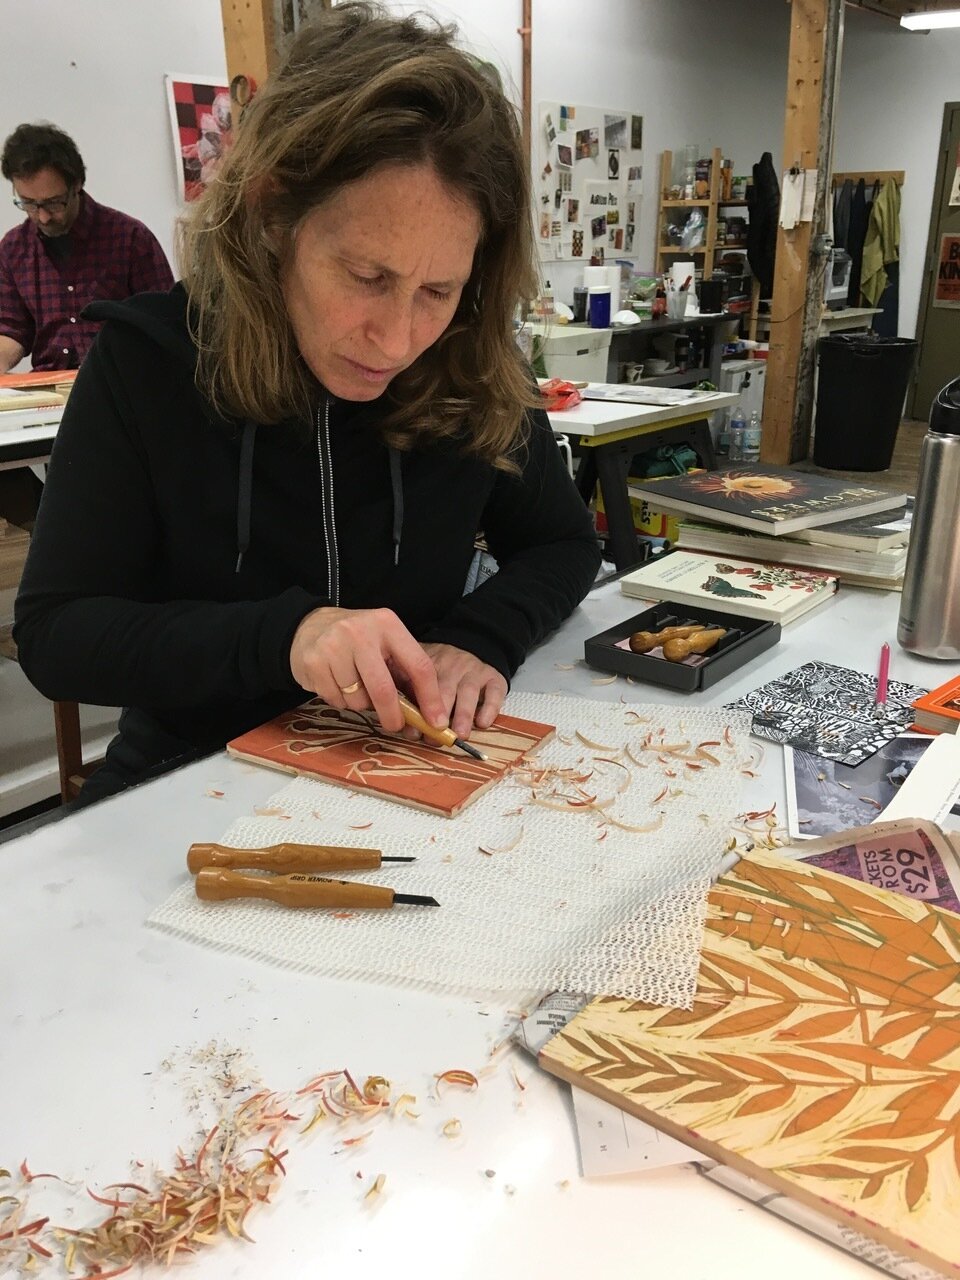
[{"left": 876, "top": 642, "right": 890, "bottom": 707}]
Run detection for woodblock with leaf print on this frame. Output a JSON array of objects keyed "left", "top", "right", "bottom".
[
  {"left": 228, "top": 698, "right": 554, "bottom": 817},
  {"left": 540, "top": 847, "right": 960, "bottom": 1273}
]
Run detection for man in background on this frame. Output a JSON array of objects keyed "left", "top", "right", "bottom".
[{"left": 0, "top": 122, "right": 174, "bottom": 373}]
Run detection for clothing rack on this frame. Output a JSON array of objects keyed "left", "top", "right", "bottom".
[{"left": 831, "top": 170, "right": 904, "bottom": 187}]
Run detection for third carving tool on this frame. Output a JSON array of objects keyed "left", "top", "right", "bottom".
[
  {"left": 397, "top": 693, "right": 487, "bottom": 761},
  {"left": 195, "top": 868, "right": 439, "bottom": 910},
  {"left": 186, "top": 842, "right": 415, "bottom": 876}
]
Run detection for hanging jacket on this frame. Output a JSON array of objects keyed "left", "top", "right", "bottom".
[
  {"left": 746, "top": 152, "right": 780, "bottom": 299},
  {"left": 861, "top": 178, "right": 901, "bottom": 307}
]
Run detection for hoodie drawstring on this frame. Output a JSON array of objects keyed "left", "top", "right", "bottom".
[
  {"left": 235, "top": 420, "right": 257, "bottom": 573},
  {"left": 389, "top": 447, "right": 404, "bottom": 566}
]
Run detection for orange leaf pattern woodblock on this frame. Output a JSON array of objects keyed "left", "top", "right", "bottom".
[
  {"left": 227, "top": 699, "right": 554, "bottom": 817},
  {"left": 540, "top": 848, "right": 960, "bottom": 1274}
]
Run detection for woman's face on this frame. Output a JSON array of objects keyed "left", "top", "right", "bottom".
[{"left": 281, "top": 161, "right": 482, "bottom": 402}]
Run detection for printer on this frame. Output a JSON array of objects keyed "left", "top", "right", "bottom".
[{"left": 824, "top": 247, "right": 852, "bottom": 310}]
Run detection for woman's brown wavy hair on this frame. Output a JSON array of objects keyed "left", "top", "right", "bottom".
[{"left": 179, "top": 2, "right": 539, "bottom": 469}]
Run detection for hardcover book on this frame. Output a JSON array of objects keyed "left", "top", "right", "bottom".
[
  {"left": 791, "top": 501, "right": 911, "bottom": 551},
  {"left": 540, "top": 847, "right": 960, "bottom": 1275},
  {"left": 619, "top": 549, "right": 837, "bottom": 624},
  {"left": 676, "top": 519, "right": 907, "bottom": 585},
  {"left": 911, "top": 674, "right": 960, "bottom": 735},
  {"left": 631, "top": 466, "right": 907, "bottom": 536}
]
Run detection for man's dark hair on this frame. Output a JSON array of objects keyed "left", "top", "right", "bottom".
[{"left": 1, "top": 122, "right": 86, "bottom": 187}]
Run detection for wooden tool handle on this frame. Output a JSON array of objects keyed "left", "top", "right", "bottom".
[
  {"left": 195, "top": 868, "right": 395, "bottom": 909},
  {"left": 397, "top": 694, "right": 456, "bottom": 748},
  {"left": 187, "top": 842, "right": 382, "bottom": 875},
  {"left": 629, "top": 624, "right": 706, "bottom": 654},
  {"left": 662, "top": 628, "right": 727, "bottom": 662}
]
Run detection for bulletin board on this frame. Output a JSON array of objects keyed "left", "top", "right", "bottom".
[{"left": 536, "top": 102, "right": 644, "bottom": 263}]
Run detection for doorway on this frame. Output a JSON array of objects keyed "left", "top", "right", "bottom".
[{"left": 910, "top": 102, "right": 960, "bottom": 420}]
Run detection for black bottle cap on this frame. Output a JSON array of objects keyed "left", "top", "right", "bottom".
[{"left": 930, "top": 376, "right": 960, "bottom": 436}]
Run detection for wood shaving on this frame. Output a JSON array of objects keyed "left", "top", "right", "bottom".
[
  {"left": 364, "top": 1173, "right": 386, "bottom": 1202},
  {"left": 442, "top": 1119, "right": 462, "bottom": 1138},
  {"left": 478, "top": 827, "right": 524, "bottom": 856},
  {"left": 435, "top": 1069, "right": 479, "bottom": 1096}
]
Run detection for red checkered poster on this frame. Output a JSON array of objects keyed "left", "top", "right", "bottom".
[{"left": 164, "top": 74, "right": 233, "bottom": 203}]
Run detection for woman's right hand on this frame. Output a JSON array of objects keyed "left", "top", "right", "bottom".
[{"left": 289, "top": 605, "right": 447, "bottom": 735}]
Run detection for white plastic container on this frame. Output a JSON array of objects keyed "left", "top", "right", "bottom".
[{"left": 526, "top": 322, "right": 612, "bottom": 382}]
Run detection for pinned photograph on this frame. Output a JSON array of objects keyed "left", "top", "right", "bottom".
[
  {"left": 576, "top": 127, "right": 599, "bottom": 161},
  {"left": 571, "top": 229, "right": 584, "bottom": 257},
  {"left": 631, "top": 114, "right": 643, "bottom": 150},
  {"left": 606, "top": 207, "right": 619, "bottom": 226},
  {"left": 608, "top": 149, "right": 620, "bottom": 181},
  {"left": 555, "top": 188, "right": 562, "bottom": 210},
  {"left": 539, "top": 210, "right": 551, "bottom": 240},
  {"left": 625, "top": 223, "right": 635, "bottom": 253},
  {"left": 566, "top": 197, "right": 580, "bottom": 223},
  {"left": 544, "top": 112, "right": 557, "bottom": 144},
  {"left": 165, "top": 74, "right": 235, "bottom": 203},
  {"left": 557, "top": 143, "right": 573, "bottom": 168},
  {"left": 627, "top": 200, "right": 636, "bottom": 223},
  {"left": 551, "top": 219, "right": 562, "bottom": 238},
  {"left": 603, "top": 114, "right": 627, "bottom": 150},
  {"left": 559, "top": 171, "right": 572, "bottom": 193},
  {"left": 591, "top": 215, "right": 606, "bottom": 239}
]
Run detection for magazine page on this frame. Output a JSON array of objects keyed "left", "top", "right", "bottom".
[{"left": 784, "top": 734, "right": 941, "bottom": 839}]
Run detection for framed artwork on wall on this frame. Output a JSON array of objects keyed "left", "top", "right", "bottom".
[{"left": 164, "top": 74, "right": 233, "bottom": 203}]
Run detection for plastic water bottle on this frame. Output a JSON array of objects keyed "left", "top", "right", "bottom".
[
  {"left": 728, "top": 405, "right": 747, "bottom": 462},
  {"left": 716, "top": 408, "right": 731, "bottom": 459},
  {"left": 742, "top": 411, "right": 762, "bottom": 462}
]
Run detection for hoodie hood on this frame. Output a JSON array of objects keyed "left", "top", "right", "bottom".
[{"left": 84, "top": 282, "right": 199, "bottom": 376}]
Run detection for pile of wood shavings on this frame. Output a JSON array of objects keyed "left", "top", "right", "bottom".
[
  {"left": 61, "top": 1089, "right": 297, "bottom": 1277},
  {"left": 0, "top": 1168, "right": 51, "bottom": 1270},
  {"left": 497, "top": 719, "right": 743, "bottom": 843}
]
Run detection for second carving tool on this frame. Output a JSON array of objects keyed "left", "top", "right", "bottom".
[
  {"left": 195, "top": 868, "right": 439, "bottom": 909},
  {"left": 397, "top": 693, "right": 487, "bottom": 761},
  {"left": 187, "top": 841, "right": 414, "bottom": 875}
]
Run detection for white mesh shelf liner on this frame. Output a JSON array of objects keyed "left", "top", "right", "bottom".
[{"left": 148, "top": 693, "right": 753, "bottom": 1006}]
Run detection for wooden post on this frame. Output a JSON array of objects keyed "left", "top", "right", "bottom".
[
  {"left": 762, "top": 0, "right": 844, "bottom": 464},
  {"left": 519, "top": 0, "right": 532, "bottom": 168},
  {"left": 221, "top": 0, "right": 276, "bottom": 89}
]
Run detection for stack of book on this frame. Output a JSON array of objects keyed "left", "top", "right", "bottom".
[
  {"left": 628, "top": 465, "right": 911, "bottom": 589},
  {"left": 912, "top": 674, "right": 960, "bottom": 734}
]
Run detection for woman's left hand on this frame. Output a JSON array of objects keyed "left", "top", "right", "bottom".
[{"left": 421, "top": 643, "right": 507, "bottom": 740}]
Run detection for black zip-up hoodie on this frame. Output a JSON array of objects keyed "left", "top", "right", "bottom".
[{"left": 14, "top": 286, "right": 600, "bottom": 775}]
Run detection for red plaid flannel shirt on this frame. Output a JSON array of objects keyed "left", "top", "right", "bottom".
[{"left": 0, "top": 191, "right": 174, "bottom": 369}]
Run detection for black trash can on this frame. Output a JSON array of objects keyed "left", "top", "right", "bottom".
[{"left": 813, "top": 334, "right": 918, "bottom": 471}]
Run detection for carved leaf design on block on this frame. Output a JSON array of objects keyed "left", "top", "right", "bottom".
[{"left": 540, "top": 848, "right": 960, "bottom": 1274}]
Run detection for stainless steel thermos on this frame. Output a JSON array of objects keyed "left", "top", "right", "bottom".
[{"left": 898, "top": 377, "right": 960, "bottom": 658}]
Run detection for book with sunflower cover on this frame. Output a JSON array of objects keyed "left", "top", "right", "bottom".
[
  {"left": 620, "top": 549, "right": 837, "bottom": 624},
  {"left": 540, "top": 846, "right": 960, "bottom": 1275},
  {"left": 630, "top": 465, "right": 906, "bottom": 536}
]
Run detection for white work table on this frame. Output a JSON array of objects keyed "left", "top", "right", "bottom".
[
  {"left": 0, "top": 404, "right": 62, "bottom": 470},
  {"left": 0, "top": 579, "right": 934, "bottom": 1280},
  {"left": 547, "top": 389, "right": 738, "bottom": 572}
]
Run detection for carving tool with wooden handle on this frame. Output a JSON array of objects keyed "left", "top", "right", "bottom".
[
  {"left": 629, "top": 624, "right": 706, "bottom": 654},
  {"left": 186, "top": 842, "right": 414, "bottom": 876},
  {"left": 397, "top": 693, "right": 486, "bottom": 760},
  {"left": 662, "top": 628, "right": 727, "bottom": 662},
  {"left": 195, "top": 867, "right": 439, "bottom": 909}
]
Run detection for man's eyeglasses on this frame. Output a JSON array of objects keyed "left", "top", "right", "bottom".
[{"left": 12, "top": 190, "right": 74, "bottom": 214}]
